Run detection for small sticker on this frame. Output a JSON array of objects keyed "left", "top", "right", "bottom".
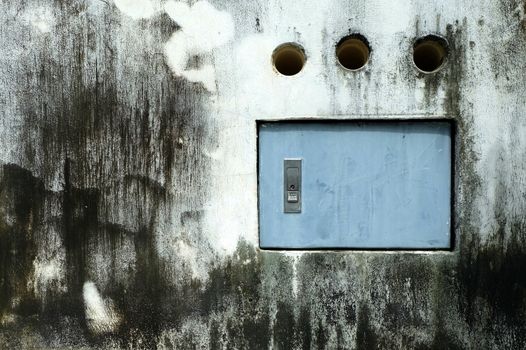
[{"left": 287, "top": 191, "right": 298, "bottom": 203}]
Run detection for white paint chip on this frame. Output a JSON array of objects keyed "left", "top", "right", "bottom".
[
  {"left": 112, "top": 0, "right": 234, "bottom": 91},
  {"left": 83, "top": 281, "right": 121, "bottom": 334},
  {"left": 32, "top": 258, "right": 66, "bottom": 295},
  {"left": 164, "top": 1, "right": 234, "bottom": 50},
  {"left": 114, "top": 0, "right": 160, "bottom": 19},
  {"left": 23, "top": 6, "right": 55, "bottom": 33},
  {"left": 163, "top": 1, "right": 235, "bottom": 92}
]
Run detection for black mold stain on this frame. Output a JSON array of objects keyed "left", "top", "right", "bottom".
[
  {"left": 1, "top": 1, "right": 214, "bottom": 347},
  {"left": 0, "top": 164, "right": 273, "bottom": 348},
  {"left": 443, "top": 21, "right": 466, "bottom": 119},
  {"left": 209, "top": 319, "right": 225, "bottom": 350},
  {"left": 490, "top": 0, "right": 526, "bottom": 87},
  {"left": 63, "top": 158, "right": 100, "bottom": 293},
  {"left": 419, "top": 22, "right": 462, "bottom": 111},
  {"left": 207, "top": 242, "right": 271, "bottom": 349},
  {"left": 239, "top": 312, "right": 271, "bottom": 349},
  {"left": 151, "top": 12, "right": 181, "bottom": 42},
  {"left": 429, "top": 320, "right": 463, "bottom": 350},
  {"left": 355, "top": 304, "right": 377, "bottom": 350},
  {"left": 458, "top": 202, "right": 526, "bottom": 336},
  {"left": 296, "top": 307, "right": 312, "bottom": 350},
  {"left": 0, "top": 164, "right": 44, "bottom": 319},
  {"left": 315, "top": 319, "right": 328, "bottom": 350},
  {"left": 381, "top": 256, "right": 434, "bottom": 328},
  {"left": 273, "top": 301, "right": 294, "bottom": 349},
  {"left": 498, "top": 0, "right": 526, "bottom": 34},
  {"left": 111, "top": 226, "right": 169, "bottom": 348},
  {"left": 442, "top": 16, "right": 526, "bottom": 349}
]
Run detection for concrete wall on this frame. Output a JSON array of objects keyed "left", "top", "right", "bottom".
[{"left": 0, "top": 0, "right": 525, "bottom": 348}]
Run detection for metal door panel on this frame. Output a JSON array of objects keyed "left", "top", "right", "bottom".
[{"left": 258, "top": 121, "right": 452, "bottom": 249}]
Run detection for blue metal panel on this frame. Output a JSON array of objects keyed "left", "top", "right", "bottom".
[{"left": 258, "top": 121, "right": 452, "bottom": 249}]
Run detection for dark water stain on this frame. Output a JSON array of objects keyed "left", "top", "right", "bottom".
[
  {"left": 239, "top": 312, "right": 271, "bottom": 350},
  {"left": 486, "top": 1, "right": 526, "bottom": 87},
  {"left": 381, "top": 256, "right": 434, "bottom": 328},
  {"left": 205, "top": 242, "right": 271, "bottom": 349},
  {"left": 296, "top": 307, "right": 312, "bottom": 350},
  {"left": 498, "top": 0, "right": 526, "bottom": 34},
  {"left": 457, "top": 206, "right": 526, "bottom": 333},
  {"left": 1, "top": 1, "right": 214, "bottom": 348},
  {"left": 415, "top": 32, "right": 450, "bottom": 106},
  {"left": 4, "top": 159, "right": 174, "bottom": 348},
  {"left": 443, "top": 21, "right": 466, "bottom": 119},
  {"left": 209, "top": 319, "right": 222, "bottom": 350},
  {"left": 429, "top": 320, "right": 463, "bottom": 350},
  {"left": 151, "top": 11, "right": 181, "bottom": 42},
  {"left": 0, "top": 164, "right": 44, "bottom": 319},
  {"left": 0, "top": 163, "right": 273, "bottom": 347},
  {"left": 63, "top": 158, "right": 100, "bottom": 293},
  {"left": 111, "top": 226, "right": 169, "bottom": 348},
  {"left": 355, "top": 304, "right": 377, "bottom": 350},
  {"left": 438, "top": 18, "right": 526, "bottom": 349},
  {"left": 273, "top": 301, "right": 294, "bottom": 349},
  {"left": 315, "top": 319, "right": 328, "bottom": 350}
]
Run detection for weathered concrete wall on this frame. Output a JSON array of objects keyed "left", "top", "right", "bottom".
[{"left": 0, "top": 0, "right": 525, "bottom": 348}]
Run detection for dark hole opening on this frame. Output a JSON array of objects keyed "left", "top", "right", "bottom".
[
  {"left": 272, "top": 44, "right": 306, "bottom": 76},
  {"left": 413, "top": 36, "right": 448, "bottom": 73},
  {"left": 336, "top": 35, "right": 370, "bottom": 71}
]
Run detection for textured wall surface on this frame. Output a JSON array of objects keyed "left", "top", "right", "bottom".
[{"left": 0, "top": 0, "right": 525, "bottom": 349}]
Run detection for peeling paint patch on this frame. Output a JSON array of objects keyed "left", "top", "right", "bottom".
[
  {"left": 112, "top": 0, "right": 234, "bottom": 91},
  {"left": 163, "top": 1, "right": 235, "bottom": 92},
  {"left": 114, "top": 0, "right": 161, "bottom": 19},
  {"left": 31, "top": 258, "right": 66, "bottom": 296},
  {"left": 22, "top": 6, "right": 55, "bottom": 33},
  {"left": 83, "top": 281, "right": 121, "bottom": 334}
]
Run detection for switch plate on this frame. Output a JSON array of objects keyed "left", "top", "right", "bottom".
[{"left": 284, "top": 159, "right": 301, "bottom": 213}]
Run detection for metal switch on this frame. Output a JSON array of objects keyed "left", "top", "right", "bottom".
[{"left": 284, "top": 159, "right": 301, "bottom": 213}]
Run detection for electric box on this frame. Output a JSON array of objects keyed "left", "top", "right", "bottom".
[{"left": 258, "top": 121, "right": 452, "bottom": 249}]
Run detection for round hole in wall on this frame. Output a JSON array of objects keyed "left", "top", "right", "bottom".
[
  {"left": 336, "top": 34, "right": 370, "bottom": 71},
  {"left": 413, "top": 35, "right": 448, "bottom": 73},
  {"left": 272, "top": 43, "right": 306, "bottom": 76}
]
